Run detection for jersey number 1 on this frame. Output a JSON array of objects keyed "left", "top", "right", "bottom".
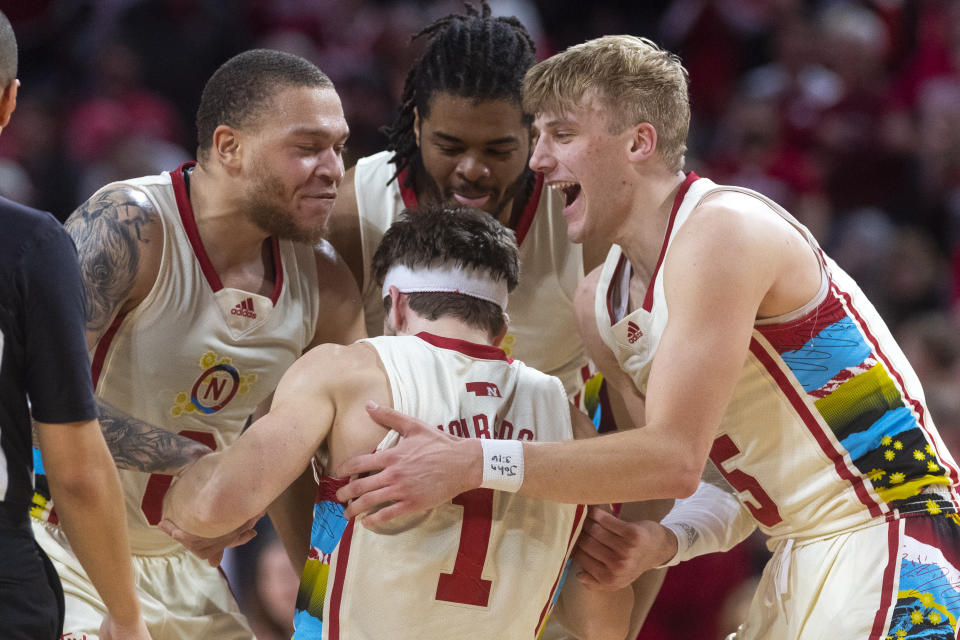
[{"left": 435, "top": 488, "right": 494, "bottom": 607}]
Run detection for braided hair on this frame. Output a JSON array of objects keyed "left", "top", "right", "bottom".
[{"left": 383, "top": 2, "right": 537, "bottom": 197}]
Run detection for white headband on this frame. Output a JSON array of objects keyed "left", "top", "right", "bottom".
[{"left": 382, "top": 263, "right": 509, "bottom": 310}]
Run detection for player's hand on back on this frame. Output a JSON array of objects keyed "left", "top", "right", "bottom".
[
  {"left": 157, "top": 512, "right": 262, "bottom": 567},
  {"left": 335, "top": 402, "right": 482, "bottom": 527},
  {"left": 573, "top": 506, "right": 677, "bottom": 590}
]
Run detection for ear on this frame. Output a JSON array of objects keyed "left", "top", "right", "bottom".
[
  {"left": 211, "top": 124, "right": 242, "bottom": 171},
  {"left": 0, "top": 78, "right": 20, "bottom": 130},
  {"left": 491, "top": 313, "right": 509, "bottom": 347},
  {"left": 626, "top": 122, "right": 658, "bottom": 164},
  {"left": 413, "top": 106, "right": 421, "bottom": 148}
]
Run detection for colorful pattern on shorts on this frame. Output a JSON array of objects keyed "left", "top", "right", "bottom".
[
  {"left": 758, "top": 290, "right": 956, "bottom": 516},
  {"left": 881, "top": 515, "right": 960, "bottom": 639},
  {"left": 293, "top": 475, "right": 349, "bottom": 640}
]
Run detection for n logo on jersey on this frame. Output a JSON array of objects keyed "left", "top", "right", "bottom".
[
  {"left": 231, "top": 297, "right": 257, "bottom": 319},
  {"left": 170, "top": 351, "right": 256, "bottom": 417},
  {"left": 627, "top": 321, "right": 643, "bottom": 344},
  {"left": 466, "top": 382, "right": 501, "bottom": 397}
]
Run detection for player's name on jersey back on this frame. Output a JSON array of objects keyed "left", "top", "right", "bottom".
[{"left": 436, "top": 412, "right": 534, "bottom": 440}]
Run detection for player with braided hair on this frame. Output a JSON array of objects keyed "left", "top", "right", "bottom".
[
  {"left": 329, "top": 2, "right": 586, "bottom": 397},
  {"left": 327, "top": 4, "right": 670, "bottom": 636},
  {"left": 379, "top": 2, "right": 538, "bottom": 215}
]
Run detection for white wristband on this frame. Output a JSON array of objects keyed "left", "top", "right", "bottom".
[
  {"left": 655, "top": 481, "right": 756, "bottom": 568},
  {"left": 479, "top": 439, "right": 524, "bottom": 492}
]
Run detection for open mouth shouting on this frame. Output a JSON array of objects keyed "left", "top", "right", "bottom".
[{"left": 549, "top": 181, "right": 582, "bottom": 209}]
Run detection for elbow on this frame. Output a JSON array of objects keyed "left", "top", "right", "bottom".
[
  {"left": 165, "top": 476, "right": 233, "bottom": 538},
  {"left": 673, "top": 475, "right": 701, "bottom": 500},
  {"left": 182, "top": 484, "right": 237, "bottom": 538},
  {"left": 671, "top": 460, "right": 704, "bottom": 499},
  {"left": 189, "top": 495, "right": 225, "bottom": 536}
]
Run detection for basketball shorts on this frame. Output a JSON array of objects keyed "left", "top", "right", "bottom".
[
  {"left": 733, "top": 514, "right": 960, "bottom": 640},
  {"left": 32, "top": 518, "right": 255, "bottom": 640}
]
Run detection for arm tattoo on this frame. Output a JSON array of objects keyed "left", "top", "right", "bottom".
[
  {"left": 65, "top": 186, "right": 158, "bottom": 339},
  {"left": 97, "top": 400, "right": 211, "bottom": 474}
]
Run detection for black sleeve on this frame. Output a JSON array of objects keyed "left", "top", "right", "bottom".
[{"left": 22, "top": 224, "right": 98, "bottom": 424}]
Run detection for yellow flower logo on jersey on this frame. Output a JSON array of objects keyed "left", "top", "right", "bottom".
[{"left": 170, "top": 351, "right": 257, "bottom": 416}]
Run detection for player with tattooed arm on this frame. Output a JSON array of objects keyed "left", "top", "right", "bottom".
[
  {"left": 0, "top": 10, "right": 149, "bottom": 639},
  {"left": 30, "top": 49, "right": 363, "bottom": 639}
]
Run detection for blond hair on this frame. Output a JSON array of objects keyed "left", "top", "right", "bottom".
[{"left": 523, "top": 35, "right": 690, "bottom": 171}]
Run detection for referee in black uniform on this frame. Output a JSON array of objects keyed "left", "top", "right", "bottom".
[{"left": 0, "top": 11, "right": 150, "bottom": 640}]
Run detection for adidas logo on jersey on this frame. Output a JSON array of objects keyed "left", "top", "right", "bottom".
[
  {"left": 627, "top": 320, "right": 643, "bottom": 344},
  {"left": 466, "top": 381, "right": 502, "bottom": 397},
  {"left": 231, "top": 297, "right": 257, "bottom": 319}
]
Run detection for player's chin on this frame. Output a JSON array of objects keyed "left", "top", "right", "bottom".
[
  {"left": 285, "top": 217, "right": 328, "bottom": 244},
  {"left": 301, "top": 200, "right": 335, "bottom": 234},
  {"left": 562, "top": 208, "right": 589, "bottom": 244}
]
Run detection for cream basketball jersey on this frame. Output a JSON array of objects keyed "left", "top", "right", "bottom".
[
  {"left": 33, "top": 163, "right": 320, "bottom": 553},
  {"left": 293, "top": 332, "right": 585, "bottom": 640},
  {"left": 596, "top": 173, "right": 960, "bottom": 545},
  {"left": 353, "top": 151, "right": 590, "bottom": 397}
]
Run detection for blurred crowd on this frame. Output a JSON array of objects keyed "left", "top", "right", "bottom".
[{"left": 2, "top": 0, "right": 958, "bottom": 638}]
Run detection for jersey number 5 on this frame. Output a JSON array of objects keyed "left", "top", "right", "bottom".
[
  {"left": 435, "top": 488, "right": 494, "bottom": 607},
  {"left": 710, "top": 434, "right": 783, "bottom": 527},
  {"left": 141, "top": 430, "right": 217, "bottom": 525}
]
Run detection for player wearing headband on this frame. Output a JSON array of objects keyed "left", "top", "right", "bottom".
[
  {"left": 161, "top": 206, "right": 634, "bottom": 639},
  {"left": 329, "top": 9, "right": 671, "bottom": 630}
]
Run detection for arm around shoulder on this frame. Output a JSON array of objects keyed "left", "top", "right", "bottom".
[{"left": 163, "top": 342, "right": 365, "bottom": 537}]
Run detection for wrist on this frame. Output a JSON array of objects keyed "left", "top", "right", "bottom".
[
  {"left": 655, "top": 521, "right": 689, "bottom": 568},
  {"left": 657, "top": 522, "right": 680, "bottom": 566},
  {"left": 105, "top": 595, "right": 143, "bottom": 628},
  {"left": 463, "top": 438, "right": 483, "bottom": 491},
  {"left": 478, "top": 438, "right": 524, "bottom": 492}
]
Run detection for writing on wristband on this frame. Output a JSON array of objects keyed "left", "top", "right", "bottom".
[{"left": 479, "top": 439, "right": 524, "bottom": 492}]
